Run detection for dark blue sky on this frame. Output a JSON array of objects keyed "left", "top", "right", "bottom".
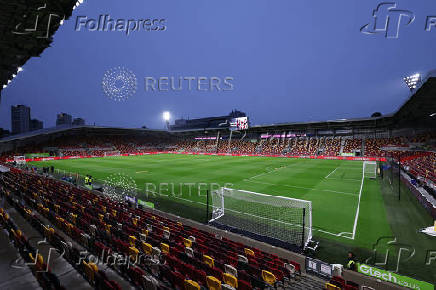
[{"left": 1, "top": 0, "right": 436, "bottom": 130}]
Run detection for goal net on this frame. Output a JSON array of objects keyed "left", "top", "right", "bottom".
[
  {"left": 13, "top": 156, "right": 26, "bottom": 165},
  {"left": 210, "top": 187, "right": 312, "bottom": 250},
  {"left": 104, "top": 151, "right": 121, "bottom": 157},
  {"left": 363, "top": 161, "right": 377, "bottom": 179}
]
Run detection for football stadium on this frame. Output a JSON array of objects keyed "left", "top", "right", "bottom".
[{"left": 0, "top": 1, "right": 436, "bottom": 290}]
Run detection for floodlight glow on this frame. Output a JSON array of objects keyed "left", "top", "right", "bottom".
[
  {"left": 430, "top": 113, "right": 436, "bottom": 117},
  {"left": 163, "top": 111, "right": 170, "bottom": 121},
  {"left": 2, "top": 85, "right": 7, "bottom": 89},
  {"left": 403, "top": 73, "right": 421, "bottom": 90},
  {"left": 17, "top": 67, "right": 23, "bottom": 72}
]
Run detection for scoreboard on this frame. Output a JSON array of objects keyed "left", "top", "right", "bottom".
[{"left": 230, "top": 117, "right": 249, "bottom": 131}]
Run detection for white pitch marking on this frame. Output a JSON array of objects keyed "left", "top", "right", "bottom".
[
  {"left": 325, "top": 167, "right": 338, "bottom": 179},
  {"left": 247, "top": 163, "right": 298, "bottom": 180},
  {"left": 245, "top": 179, "right": 356, "bottom": 197},
  {"left": 351, "top": 163, "right": 366, "bottom": 240}
]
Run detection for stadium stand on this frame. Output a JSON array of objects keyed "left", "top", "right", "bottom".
[
  {"left": 1, "top": 167, "right": 335, "bottom": 289},
  {"left": 342, "top": 138, "right": 362, "bottom": 155}
]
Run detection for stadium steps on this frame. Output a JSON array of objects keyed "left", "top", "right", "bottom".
[
  {"left": 3, "top": 201, "right": 94, "bottom": 290},
  {"left": 287, "top": 274, "right": 327, "bottom": 289},
  {"left": 24, "top": 202, "right": 135, "bottom": 290},
  {"left": 4, "top": 194, "right": 135, "bottom": 290},
  {"left": 0, "top": 225, "right": 42, "bottom": 290}
]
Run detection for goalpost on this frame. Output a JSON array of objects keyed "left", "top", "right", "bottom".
[
  {"left": 363, "top": 161, "right": 377, "bottom": 179},
  {"left": 210, "top": 187, "right": 312, "bottom": 249},
  {"left": 104, "top": 151, "right": 121, "bottom": 157}
]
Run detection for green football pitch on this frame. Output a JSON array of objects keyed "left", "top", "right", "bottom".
[
  {"left": 29, "top": 154, "right": 436, "bottom": 283},
  {"left": 30, "top": 154, "right": 391, "bottom": 248}
]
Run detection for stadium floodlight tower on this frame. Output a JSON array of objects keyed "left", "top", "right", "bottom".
[
  {"left": 163, "top": 111, "right": 170, "bottom": 129},
  {"left": 403, "top": 73, "right": 421, "bottom": 91}
]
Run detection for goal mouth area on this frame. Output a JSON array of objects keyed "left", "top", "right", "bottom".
[
  {"left": 209, "top": 187, "right": 312, "bottom": 251},
  {"left": 209, "top": 219, "right": 305, "bottom": 253}
]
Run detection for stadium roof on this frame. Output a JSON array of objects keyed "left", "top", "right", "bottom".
[{"left": 0, "top": 0, "right": 81, "bottom": 102}]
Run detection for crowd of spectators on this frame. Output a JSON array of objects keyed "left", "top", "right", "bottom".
[{"left": 2, "top": 132, "right": 435, "bottom": 186}]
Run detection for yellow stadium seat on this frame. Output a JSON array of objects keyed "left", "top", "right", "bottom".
[
  {"left": 71, "top": 213, "right": 77, "bottom": 224},
  {"left": 223, "top": 273, "right": 238, "bottom": 288},
  {"left": 203, "top": 255, "right": 215, "bottom": 268},
  {"left": 83, "top": 261, "right": 95, "bottom": 284},
  {"left": 244, "top": 248, "right": 255, "bottom": 257},
  {"left": 206, "top": 276, "right": 222, "bottom": 290},
  {"left": 184, "top": 238, "right": 192, "bottom": 248},
  {"left": 142, "top": 242, "right": 153, "bottom": 255},
  {"left": 261, "top": 270, "right": 276, "bottom": 286},
  {"left": 65, "top": 223, "right": 73, "bottom": 235},
  {"left": 184, "top": 279, "right": 200, "bottom": 290},
  {"left": 129, "top": 235, "right": 137, "bottom": 247},
  {"left": 129, "top": 247, "right": 139, "bottom": 262},
  {"left": 161, "top": 242, "right": 170, "bottom": 254},
  {"left": 89, "top": 262, "right": 98, "bottom": 272},
  {"left": 29, "top": 253, "right": 44, "bottom": 271},
  {"left": 325, "top": 283, "right": 341, "bottom": 290},
  {"left": 105, "top": 224, "right": 112, "bottom": 234}
]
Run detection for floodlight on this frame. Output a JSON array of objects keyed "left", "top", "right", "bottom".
[
  {"left": 163, "top": 111, "right": 170, "bottom": 121},
  {"left": 2, "top": 85, "right": 7, "bottom": 89},
  {"left": 430, "top": 113, "right": 436, "bottom": 117},
  {"left": 17, "top": 67, "right": 23, "bottom": 72},
  {"left": 403, "top": 73, "right": 421, "bottom": 90}
]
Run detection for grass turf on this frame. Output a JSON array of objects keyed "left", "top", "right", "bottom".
[
  {"left": 29, "top": 154, "right": 390, "bottom": 245},
  {"left": 29, "top": 154, "right": 435, "bottom": 283}
]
